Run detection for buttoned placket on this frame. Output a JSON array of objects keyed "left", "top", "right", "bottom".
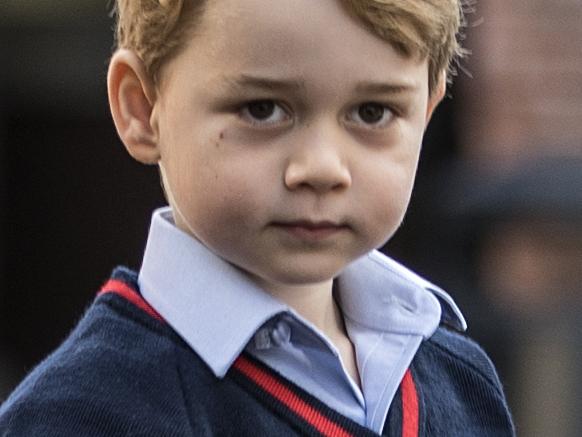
[{"left": 249, "top": 314, "right": 366, "bottom": 411}]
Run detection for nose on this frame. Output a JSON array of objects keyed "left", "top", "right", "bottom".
[{"left": 284, "top": 129, "right": 352, "bottom": 193}]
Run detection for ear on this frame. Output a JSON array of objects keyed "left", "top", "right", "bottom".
[
  {"left": 107, "top": 49, "right": 160, "bottom": 164},
  {"left": 424, "top": 70, "right": 447, "bottom": 127}
]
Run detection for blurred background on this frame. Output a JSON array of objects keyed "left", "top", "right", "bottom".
[{"left": 1, "top": 1, "right": 581, "bottom": 435}]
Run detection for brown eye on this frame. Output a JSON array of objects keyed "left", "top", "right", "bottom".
[
  {"left": 240, "top": 100, "right": 290, "bottom": 127},
  {"left": 247, "top": 100, "right": 275, "bottom": 120},
  {"left": 347, "top": 102, "right": 393, "bottom": 129},
  {"left": 358, "top": 103, "right": 385, "bottom": 124}
]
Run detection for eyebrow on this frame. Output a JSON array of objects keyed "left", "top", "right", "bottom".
[
  {"left": 220, "top": 74, "right": 417, "bottom": 96},
  {"left": 354, "top": 81, "right": 418, "bottom": 95},
  {"left": 222, "top": 74, "right": 307, "bottom": 93}
]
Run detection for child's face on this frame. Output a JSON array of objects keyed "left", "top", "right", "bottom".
[{"left": 153, "top": 0, "right": 443, "bottom": 288}]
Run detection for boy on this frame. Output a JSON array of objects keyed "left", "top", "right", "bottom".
[{"left": 0, "top": 0, "right": 514, "bottom": 435}]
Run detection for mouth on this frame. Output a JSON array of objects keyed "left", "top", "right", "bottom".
[{"left": 271, "top": 220, "right": 350, "bottom": 241}]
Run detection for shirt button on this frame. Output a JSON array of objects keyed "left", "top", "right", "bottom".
[
  {"left": 271, "top": 320, "right": 291, "bottom": 346},
  {"left": 253, "top": 328, "right": 272, "bottom": 350}
]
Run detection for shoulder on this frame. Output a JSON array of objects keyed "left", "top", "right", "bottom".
[
  {"left": 422, "top": 327, "right": 505, "bottom": 393},
  {"left": 0, "top": 274, "right": 199, "bottom": 436},
  {"left": 411, "top": 327, "right": 515, "bottom": 436}
]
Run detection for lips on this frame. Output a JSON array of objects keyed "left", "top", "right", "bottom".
[{"left": 271, "top": 220, "right": 349, "bottom": 241}]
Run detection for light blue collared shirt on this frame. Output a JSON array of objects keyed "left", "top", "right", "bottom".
[{"left": 138, "top": 207, "right": 466, "bottom": 433}]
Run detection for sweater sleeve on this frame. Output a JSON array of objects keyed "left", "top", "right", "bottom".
[
  {"left": 412, "top": 327, "right": 515, "bottom": 437},
  {"left": 0, "top": 296, "right": 194, "bottom": 436}
]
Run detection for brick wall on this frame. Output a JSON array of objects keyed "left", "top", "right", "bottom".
[{"left": 457, "top": 0, "right": 582, "bottom": 165}]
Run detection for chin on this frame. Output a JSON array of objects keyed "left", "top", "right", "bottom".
[{"left": 266, "top": 264, "right": 345, "bottom": 286}]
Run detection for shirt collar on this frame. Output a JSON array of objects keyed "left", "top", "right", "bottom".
[
  {"left": 138, "top": 207, "right": 466, "bottom": 378},
  {"left": 338, "top": 251, "right": 467, "bottom": 335}
]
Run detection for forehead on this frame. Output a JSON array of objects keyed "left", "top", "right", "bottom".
[{"left": 163, "top": 0, "right": 428, "bottom": 94}]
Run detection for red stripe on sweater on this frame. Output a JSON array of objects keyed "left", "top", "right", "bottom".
[
  {"left": 98, "top": 279, "right": 164, "bottom": 322},
  {"left": 233, "top": 355, "right": 354, "bottom": 437},
  {"left": 401, "top": 369, "right": 419, "bottom": 437}
]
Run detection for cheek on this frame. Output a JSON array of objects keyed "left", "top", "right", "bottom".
[
  {"left": 357, "top": 159, "right": 418, "bottom": 242},
  {"left": 176, "top": 155, "right": 268, "bottom": 231}
]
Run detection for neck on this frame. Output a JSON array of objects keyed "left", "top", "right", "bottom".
[
  {"left": 254, "top": 276, "right": 361, "bottom": 388},
  {"left": 254, "top": 277, "right": 343, "bottom": 338}
]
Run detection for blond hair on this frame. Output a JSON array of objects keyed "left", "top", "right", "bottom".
[{"left": 113, "top": 0, "right": 465, "bottom": 93}]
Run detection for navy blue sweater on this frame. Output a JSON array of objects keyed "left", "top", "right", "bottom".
[{"left": 0, "top": 268, "right": 514, "bottom": 436}]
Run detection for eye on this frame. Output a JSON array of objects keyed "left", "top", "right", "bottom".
[
  {"left": 240, "top": 100, "right": 290, "bottom": 126},
  {"left": 347, "top": 102, "right": 394, "bottom": 128}
]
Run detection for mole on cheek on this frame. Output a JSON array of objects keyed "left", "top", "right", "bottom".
[{"left": 215, "top": 131, "right": 225, "bottom": 148}]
